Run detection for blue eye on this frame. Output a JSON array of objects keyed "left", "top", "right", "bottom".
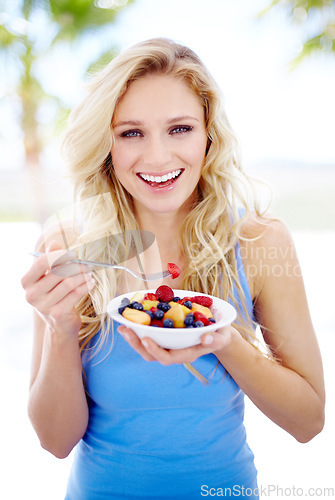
[
  {"left": 170, "top": 126, "right": 193, "bottom": 134},
  {"left": 120, "top": 130, "right": 142, "bottom": 138}
]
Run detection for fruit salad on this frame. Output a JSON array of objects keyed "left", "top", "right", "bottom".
[{"left": 118, "top": 285, "right": 216, "bottom": 329}]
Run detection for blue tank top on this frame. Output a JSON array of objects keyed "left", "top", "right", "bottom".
[{"left": 65, "top": 242, "right": 258, "bottom": 500}]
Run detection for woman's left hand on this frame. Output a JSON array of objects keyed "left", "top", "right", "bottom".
[{"left": 117, "top": 325, "right": 232, "bottom": 365}]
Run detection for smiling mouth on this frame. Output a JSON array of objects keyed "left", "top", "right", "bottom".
[{"left": 137, "top": 169, "right": 183, "bottom": 187}]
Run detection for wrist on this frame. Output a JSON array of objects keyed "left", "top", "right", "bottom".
[
  {"left": 214, "top": 326, "right": 242, "bottom": 362},
  {"left": 46, "top": 323, "right": 81, "bottom": 348},
  {"left": 46, "top": 312, "right": 82, "bottom": 340}
]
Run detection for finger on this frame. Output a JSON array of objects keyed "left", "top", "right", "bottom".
[
  {"left": 118, "top": 326, "right": 157, "bottom": 361},
  {"left": 25, "top": 253, "right": 93, "bottom": 301},
  {"left": 141, "top": 329, "right": 230, "bottom": 365},
  {"left": 35, "top": 273, "right": 95, "bottom": 313},
  {"left": 48, "top": 276, "right": 96, "bottom": 315},
  {"left": 139, "top": 337, "right": 206, "bottom": 365},
  {"left": 46, "top": 241, "right": 92, "bottom": 278},
  {"left": 22, "top": 245, "right": 68, "bottom": 287},
  {"left": 51, "top": 261, "right": 92, "bottom": 277}
]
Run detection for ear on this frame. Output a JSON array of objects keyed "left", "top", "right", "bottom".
[
  {"left": 102, "top": 152, "right": 113, "bottom": 177},
  {"left": 206, "top": 137, "right": 212, "bottom": 155},
  {"left": 104, "top": 151, "right": 113, "bottom": 168}
]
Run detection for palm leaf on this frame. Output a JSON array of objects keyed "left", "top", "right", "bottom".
[
  {"left": 0, "top": 24, "right": 21, "bottom": 47},
  {"left": 86, "top": 47, "right": 118, "bottom": 75},
  {"left": 48, "top": 0, "right": 133, "bottom": 42}
]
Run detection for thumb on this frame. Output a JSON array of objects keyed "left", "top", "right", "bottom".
[
  {"left": 45, "top": 240, "right": 70, "bottom": 268},
  {"left": 46, "top": 240, "right": 65, "bottom": 253},
  {"left": 200, "top": 325, "right": 232, "bottom": 351}
]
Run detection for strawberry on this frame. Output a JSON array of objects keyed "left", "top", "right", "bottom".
[
  {"left": 155, "top": 285, "right": 174, "bottom": 302},
  {"left": 192, "top": 296, "right": 213, "bottom": 308},
  {"left": 193, "top": 311, "right": 211, "bottom": 326},
  {"left": 144, "top": 292, "right": 158, "bottom": 301},
  {"left": 167, "top": 262, "right": 180, "bottom": 279}
]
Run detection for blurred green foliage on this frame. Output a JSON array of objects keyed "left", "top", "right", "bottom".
[
  {"left": 0, "top": 0, "right": 133, "bottom": 157},
  {"left": 259, "top": 0, "right": 335, "bottom": 66},
  {"left": 0, "top": 0, "right": 134, "bottom": 220}
]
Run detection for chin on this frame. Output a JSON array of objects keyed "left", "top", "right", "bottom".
[{"left": 147, "top": 201, "right": 182, "bottom": 214}]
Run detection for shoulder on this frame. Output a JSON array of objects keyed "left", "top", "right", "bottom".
[
  {"left": 239, "top": 210, "right": 292, "bottom": 244},
  {"left": 238, "top": 211, "right": 296, "bottom": 300}
]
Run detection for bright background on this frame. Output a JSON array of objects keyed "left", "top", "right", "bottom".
[{"left": 1, "top": 0, "right": 334, "bottom": 498}]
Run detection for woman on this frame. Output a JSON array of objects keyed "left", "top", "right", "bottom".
[{"left": 21, "top": 38, "right": 325, "bottom": 499}]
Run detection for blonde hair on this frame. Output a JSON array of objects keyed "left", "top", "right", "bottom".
[{"left": 61, "top": 38, "right": 268, "bottom": 358}]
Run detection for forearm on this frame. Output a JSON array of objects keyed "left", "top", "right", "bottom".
[
  {"left": 28, "top": 329, "right": 88, "bottom": 458},
  {"left": 217, "top": 328, "right": 325, "bottom": 443}
]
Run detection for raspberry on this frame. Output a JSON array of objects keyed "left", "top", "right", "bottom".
[
  {"left": 155, "top": 285, "right": 174, "bottom": 302},
  {"left": 144, "top": 292, "right": 158, "bottom": 301},
  {"left": 151, "top": 319, "right": 164, "bottom": 327},
  {"left": 178, "top": 297, "right": 193, "bottom": 305},
  {"left": 192, "top": 296, "right": 213, "bottom": 308},
  {"left": 193, "top": 311, "right": 211, "bottom": 326},
  {"left": 167, "top": 262, "right": 180, "bottom": 279}
]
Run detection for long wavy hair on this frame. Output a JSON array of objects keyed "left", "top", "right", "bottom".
[{"left": 61, "top": 38, "right": 269, "bottom": 359}]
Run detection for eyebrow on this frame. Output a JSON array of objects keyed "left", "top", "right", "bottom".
[
  {"left": 114, "top": 120, "right": 143, "bottom": 128},
  {"left": 114, "top": 116, "right": 200, "bottom": 129},
  {"left": 167, "top": 115, "right": 200, "bottom": 124}
]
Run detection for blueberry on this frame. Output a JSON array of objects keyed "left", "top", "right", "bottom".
[
  {"left": 173, "top": 296, "right": 181, "bottom": 302},
  {"left": 120, "top": 297, "right": 130, "bottom": 307},
  {"left": 157, "top": 302, "right": 171, "bottom": 312},
  {"left": 183, "top": 300, "right": 193, "bottom": 309},
  {"left": 144, "top": 310, "right": 154, "bottom": 319},
  {"left": 118, "top": 305, "right": 127, "bottom": 314},
  {"left": 184, "top": 313, "right": 194, "bottom": 327},
  {"left": 163, "top": 318, "right": 174, "bottom": 328},
  {"left": 194, "top": 320, "right": 204, "bottom": 328},
  {"left": 208, "top": 317, "right": 216, "bottom": 323},
  {"left": 131, "top": 301, "right": 143, "bottom": 311},
  {"left": 153, "top": 309, "right": 164, "bottom": 320}
]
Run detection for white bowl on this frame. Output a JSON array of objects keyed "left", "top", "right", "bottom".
[{"left": 107, "top": 289, "right": 236, "bottom": 349}]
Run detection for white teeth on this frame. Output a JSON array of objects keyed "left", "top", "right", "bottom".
[{"left": 139, "top": 169, "right": 181, "bottom": 183}]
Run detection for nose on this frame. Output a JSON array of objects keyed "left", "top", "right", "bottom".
[{"left": 142, "top": 135, "right": 172, "bottom": 169}]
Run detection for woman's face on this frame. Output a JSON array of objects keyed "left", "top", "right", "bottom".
[{"left": 111, "top": 74, "right": 208, "bottom": 217}]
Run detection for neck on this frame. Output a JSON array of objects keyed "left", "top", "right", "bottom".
[
  {"left": 133, "top": 202, "right": 192, "bottom": 276},
  {"left": 134, "top": 205, "right": 188, "bottom": 249}
]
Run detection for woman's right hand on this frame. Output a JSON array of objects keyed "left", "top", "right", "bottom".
[{"left": 21, "top": 240, "right": 95, "bottom": 338}]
